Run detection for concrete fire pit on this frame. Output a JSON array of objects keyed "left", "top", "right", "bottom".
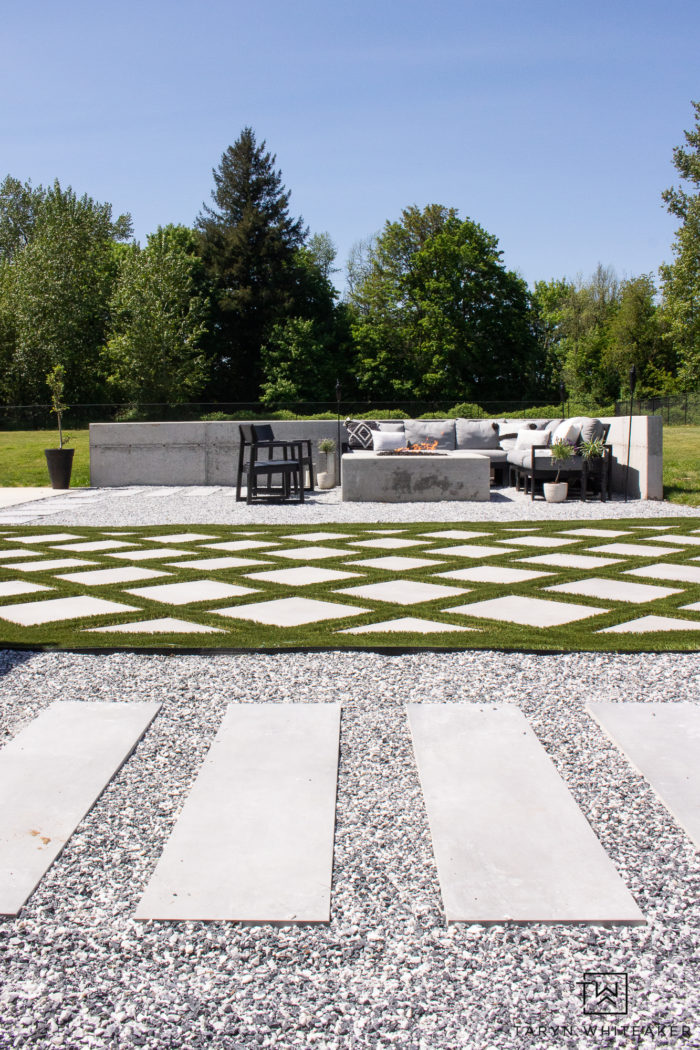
[{"left": 341, "top": 451, "right": 491, "bottom": 502}]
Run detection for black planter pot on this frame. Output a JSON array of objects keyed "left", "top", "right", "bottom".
[{"left": 44, "top": 448, "right": 74, "bottom": 489}]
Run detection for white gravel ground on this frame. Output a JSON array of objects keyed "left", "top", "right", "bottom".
[{"left": 1, "top": 490, "right": 699, "bottom": 1048}]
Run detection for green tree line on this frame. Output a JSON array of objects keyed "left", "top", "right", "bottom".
[{"left": 1, "top": 109, "right": 698, "bottom": 413}]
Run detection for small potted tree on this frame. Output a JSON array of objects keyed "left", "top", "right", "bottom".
[
  {"left": 543, "top": 438, "right": 574, "bottom": 502},
  {"left": 44, "top": 365, "right": 74, "bottom": 489},
  {"left": 317, "top": 437, "right": 337, "bottom": 489}
]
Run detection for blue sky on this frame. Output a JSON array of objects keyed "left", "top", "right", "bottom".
[{"left": 2, "top": 0, "right": 698, "bottom": 291}]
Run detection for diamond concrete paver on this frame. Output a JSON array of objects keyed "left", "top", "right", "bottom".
[
  {"left": 429, "top": 545, "right": 518, "bottom": 559},
  {"left": 338, "top": 617, "right": 476, "bottom": 634},
  {"left": 682, "top": 601, "right": 700, "bottom": 612},
  {"left": 644, "top": 534, "right": 700, "bottom": 546},
  {"left": 202, "top": 540, "right": 279, "bottom": 552},
  {"left": 170, "top": 556, "right": 269, "bottom": 570},
  {"left": 434, "top": 566, "right": 554, "bottom": 584},
  {"left": 12, "top": 533, "right": 81, "bottom": 544},
  {"left": 495, "top": 536, "right": 577, "bottom": 548},
  {"left": 587, "top": 702, "right": 700, "bottom": 849},
  {"left": 624, "top": 563, "right": 700, "bottom": 585},
  {"left": 110, "top": 548, "right": 191, "bottom": 560},
  {"left": 245, "top": 566, "right": 360, "bottom": 587},
  {"left": 598, "top": 616, "right": 700, "bottom": 634},
  {"left": 0, "top": 581, "right": 52, "bottom": 598},
  {"left": 280, "top": 532, "right": 355, "bottom": 542},
  {"left": 57, "top": 566, "right": 170, "bottom": 586},
  {"left": 559, "top": 528, "right": 632, "bottom": 538},
  {"left": 419, "top": 530, "right": 492, "bottom": 540},
  {"left": 545, "top": 578, "right": 681, "bottom": 603},
  {"left": 448, "top": 595, "right": 607, "bottom": 627},
  {"left": 142, "top": 533, "right": 217, "bottom": 544},
  {"left": 3, "top": 558, "right": 97, "bottom": 573},
  {"left": 407, "top": 704, "right": 644, "bottom": 924},
  {"left": 519, "top": 553, "right": 623, "bottom": 570},
  {"left": 349, "top": 538, "right": 425, "bottom": 550},
  {"left": 337, "top": 580, "right": 468, "bottom": 605},
  {"left": 125, "top": 580, "right": 258, "bottom": 604},
  {"left": 86, "top": 618, "right": 226, "bottom": 634},
  {"left": 0, "top": 701, "right": 161, "bottom": 916},
  {"left": 268, "top": 546, "right": 351, "bottom": 561},
  {"left": 0, "top": 549, "right": 43, "bottom": 559},
  {"left": 0, "top": 595, "right": 138, "bottom": 626},
  {"left": 50, "top": 540, "right": 138, "bottom": 552},
  {"left": 587, "top": 543, "right": 683, "bottom": 557},
  {"left": 211, "top": 597, "right": 369, "bottom": 627},
  {"left": 134, "top": 704, "right": 341, "bottom": 923},
  {"left": 346, "top": 556, "right": 443, "bottom": 571}
]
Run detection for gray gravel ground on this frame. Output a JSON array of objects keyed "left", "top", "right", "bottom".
[
  {"left": 1, "top": 490, "right": 700, "bottom": 1048},
  {"left": 1, "top": 648, "right": 699, "bottom": 1050}
]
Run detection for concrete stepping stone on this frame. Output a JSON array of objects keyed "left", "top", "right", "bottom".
[
  {"left": 636, "top": 525, "right": 679, "bottom": 529},
  {"left": 419, "top": 530, "right": 492, "bottom": 540},
  {"left": 407, "top": 704, "right": 644, "bottom": 924},
  {"left": 495, "top": 536, "right": 577, "bottom": 548},
  {"left": 211, "top": 597, "right": 368, "bottom": 627},
  {"left": 429, "top": 544, "right": 517, "bottom": 559},
  {"left": 125, "top": 580, "right": 258, "bottom": 604},
  {"left": 559, "top": 528, "right": 632, "bottom": 538},
  {"left": 268, "top": 546, "right": 351, "bottom": 561},
  {"left": 147, "top": 533, "right": 217, "bottom": 543},
  {"left": 643, "top": 534, "right": 700, "bottom": 546},
  {"left": 434, "top": 566, "right": 553, "bottom": 584},
  {"left": 587, "top": 702, "right": 700, "bottom": 849},
  {"left": 346, "top": 556, "right": 442, "bottom": 571},
  {"left": 86, "top": 617, "right": 225, "bottom": 634},
  {"left": 3, "top": 558, "right": 97, "bottom": 573},
  {"left": 448, "top": 595, "right": 606, "bottom": 627},
  {"left": 169, "top": 555, "right": 269, "bottom": 570},
  {"left": 110, "top": 548, "right": 191, "bottom": 560},
  {"left": 202, "top": 540, "right": 278, "bottom": 552},
  {"left": 0, "top": 549, "right": 43, "bottom": 559},
  {"left": 50, "top": 540, "right": 137, "bottom": 552},
  {"left": 598, "top": 615, "right": 700, "bottom": 634},
  {"left": 280, "top": 532, "right": 355, "bottom": 541},
  {"left": 12, "top": 533, "right": 81, "bottom": 544},
  {"left": 546, "top": 578, "right": 681, "bottom": 603},
  {"left": 349, "top": 538, "right": 424, "bottom": 550},
  {"left": 135, "top": 704, "right": 340, "bottom": 922},
  {"left": 0, "top": 581, "right": 52, "bottom": 598},
  {"left": 57, "top": 566, "right": 170, "bottom": 586},
  {"left": 339, "top": 617, "right": 476, "bottom": 634},
  {"left": 586, "top": 542, "right": 683, "bottom": 557},
  {"left": 245, "top": 566, "right": 360, "bottom": 586},
  {"left": 337, "top": 580, "right": 467, "bottom": 605},
  {"left": 519, "top": 553, "right": 622, "bottom": 570},
  {"left": 682, "top": 601, "right": 700, "bottom": 612},
  {"left": 624, "top": 563, "right": 700, "bottom": 585},
  {"left": 0, "top": 595, "right": 138, "bottom": 626},
  {"left": 0, "top": 700, "right": 161, "bottom": 916}
]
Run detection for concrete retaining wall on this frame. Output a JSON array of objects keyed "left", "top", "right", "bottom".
[{"left": 89, "top": 416, "right": 663, "bottom": 499}]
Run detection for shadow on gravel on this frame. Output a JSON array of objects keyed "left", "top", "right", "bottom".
[{"left": 0, "top": 649, "right": 37, "bottom": 679}]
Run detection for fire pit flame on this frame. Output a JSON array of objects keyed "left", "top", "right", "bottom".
[{"left": 378, "top": 440, "right": 445, "bottom": 457}]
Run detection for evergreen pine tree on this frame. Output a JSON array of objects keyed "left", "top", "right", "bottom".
[{"left": 196, "top": 128, "right": 306, "bottom": 401}]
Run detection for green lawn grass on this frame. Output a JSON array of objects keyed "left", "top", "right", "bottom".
[{"left": 0, "top": 425, "right": 698, "bottom": 505}]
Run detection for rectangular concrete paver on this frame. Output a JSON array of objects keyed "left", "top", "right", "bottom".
[
  {"left": 0, "top": 701, "right": 161, "bottom": 916},
  {"left": 587, "top": 703, "right": 700, "bottom": 849},
  {"left": 407, "top": 704, "right": 644, "bottom": 924},
  {"left": 135, "top": 703, "right": 341, "bottom": 922}
]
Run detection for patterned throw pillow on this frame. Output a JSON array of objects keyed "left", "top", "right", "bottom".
[{"left": 344, "top": 418, "right": 379, "bottom": 449}]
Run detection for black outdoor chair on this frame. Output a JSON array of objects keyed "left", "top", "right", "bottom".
[
  {"left": 252, "top": 424, "right": 315, "bottom": 492},
  {"left": 235, "top": 425, "right": 304, "bottom": 504}
]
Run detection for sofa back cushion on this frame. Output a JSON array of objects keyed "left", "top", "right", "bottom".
[
  {"left": 515, "top": 429, "right": 551, "bottom": 449},
  {"left": 455, "top": 419, "right": 500, "bottom": 449},
  {"left": 377, "top": 422, "right": 406, "bottom": 433},
  {"left": 404, "top": 420, "right": 456, "bottom": 450},
  {"left": 574, "top": 417, "right": 606, "bottom": 443}
]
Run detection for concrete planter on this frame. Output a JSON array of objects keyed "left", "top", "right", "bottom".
[
  {"left": 543, "top": 481, "right": 568, "bottom": 503},
  {"left": 44, "top": 448, "right": 74, "bottom": 489},
  {"left": 317, "top": 470, "right": 335, "bottom": 490}
]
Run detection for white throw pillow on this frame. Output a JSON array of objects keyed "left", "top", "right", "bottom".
[
  {"left": 552, "top": 420, "right": 581, "bottom": 445},
  {"left": 515, "top": 429, "right": 551, "bottom": 450},
  {"left": 372, "top": 430, "right": 405, "bottom": 452}
]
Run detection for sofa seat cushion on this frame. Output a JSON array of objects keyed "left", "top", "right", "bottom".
[
  {"left": 470, "top": 448, "right": 507, "bottom": 463},
  {"left": 506, "top": 448, "right": 583, "bottom": 470},
  {"left": 404, "top": 419, "right": 456, "bottom": 450},
  {"left": 455, "top": 419, "right": 500, "bottom": 449}
]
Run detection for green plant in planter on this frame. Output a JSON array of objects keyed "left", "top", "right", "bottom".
[
  {"left": 578, "top": 436, "right": 605, "bottom": 461},
  {"left": 46, "top": 365, "right": 71, "bottom": 449},
  {"left": 318, "top": 437, "right": 336, "bottom": 456},
  {"left": 549, "top": 437, "right": 575, "bottom": 482}
]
